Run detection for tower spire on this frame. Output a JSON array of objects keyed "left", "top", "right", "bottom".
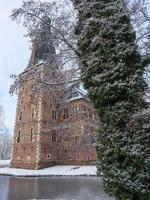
[{"left": 29, "top": 16, "right": 56, "bottom": 66}]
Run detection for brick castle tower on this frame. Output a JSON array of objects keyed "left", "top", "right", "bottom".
[{"left": 11, "top": 17, "right": 98, "bottom": 169}]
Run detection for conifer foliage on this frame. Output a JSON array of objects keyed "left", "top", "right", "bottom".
[{"left": 73, "top": 0, "right": 150, "bottom": 199}]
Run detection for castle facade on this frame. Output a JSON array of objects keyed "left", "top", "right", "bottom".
[{"left": 10, "top": 18, "right": 98, "bottom": 169}]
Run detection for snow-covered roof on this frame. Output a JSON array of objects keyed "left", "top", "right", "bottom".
[{"left": 66, "top": 84, "right": 89, "bottom": 102}]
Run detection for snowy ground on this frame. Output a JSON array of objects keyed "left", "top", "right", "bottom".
[
  {"left": 0, "top": 160, "right": 97, "bottom": 177},
  {"left": 0, "top": 160, "right": 10, "bottom": 168}
]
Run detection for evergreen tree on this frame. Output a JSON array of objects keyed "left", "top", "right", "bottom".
[{"left": 73, "top": 0, "right": 150, "bottom": 199}]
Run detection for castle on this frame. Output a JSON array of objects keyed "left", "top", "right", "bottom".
[{"left": 10, "top": 18, "right": 98, "bottom": 169}]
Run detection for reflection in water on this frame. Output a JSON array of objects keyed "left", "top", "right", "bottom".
[
  {"left": 0, "top": 176, "right": 8, "bottom": 200},
  {"left": 0, "top": 176, "right": 115, "bottom": 200}
]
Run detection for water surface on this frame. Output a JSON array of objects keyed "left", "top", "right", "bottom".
[{"left": 0, "top": 176, "right": 115, "bottom": 200}]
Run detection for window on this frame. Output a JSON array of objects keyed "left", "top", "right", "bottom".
[
  {"left": 42, "top": 33, "right": 49, "bottom": 43},
  {"left": 59, "top": 96, "right": 63, "bottom": 101},
  {"left": 75, "top": 135, "right": 80, "bottom": 141},
  {"left": 84, "top": 112, "right": 88, "bottom": 118},
  {"left": 57, "top": 110, "right": 61, "bottom": 120},
  {"left": 63, "top": 108, "right": 69, "bottom": 119},
  {"left": 19, "top": 111, "right": 23, "bottom": 121},
  {"left": 82, "top": 106, "right": 86, "bottom": 112},
  {"left": 84, "top": 125, "right": 89, "bottom": 134},
  {"left": 31, "top": 107, "right": 35, "bottom": 118},
  {"left": 64, "top": 149, "right": 67, "bottom": 153},
  {"left": 31, "top": 146, "right": 33, "bottom": 153},
  {"left": 52, "top": 110, "right": 57, "bottom": 120},
  {"left": 27, "top": 156, "right": 30, "bottom": 161},
  {"left": 52, "top": 130, "right": 57, "bottom": 142},
  {"left": 87, "top": 155, "right": 91, "bottom": 160},
  {"left": 17, "top": 130, "right": 21, "bottom": 143},
  {"left": 73, "top": 105, "right": 79, "bottom": 112},
  {"left": 21, "top": 96, "right": 24, "bottom": 104},
  {"left": 21, "top": 86, "right": 25, "bottom": 92},
  {"left": 53, "top": 96, "right": 56, "bottom": 104},
  {"left": 89, "top": 112, "right": 92, "bottom": 119},
  {"left": 65, "top": 137, "right": 69, "bottom": 142},
  {"left": 30, "top": 128, "right": 33, "bottom": 142},
  {"left": 23, "top": 147, "right": 26, "bottom": 153},
  {"left": 73, "top": 106, "right": 78, "bottom": 118},
  {"left": 82, "top": 106, "right": 88, "bottom": 118},
  {"left": 47, "top": 154, "right": 51, "bottom": 159}
]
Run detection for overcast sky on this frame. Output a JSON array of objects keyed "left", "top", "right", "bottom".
[{"left": 0, "top": 0, "right": 31, "bottom": 134}]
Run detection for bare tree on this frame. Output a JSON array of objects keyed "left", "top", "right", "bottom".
[
  {"left": 0, "top": 106, "right": 12, "bottom": 160},
  {"left": 9, "top": 0, "right": 150, "bottom": 94},
  {"left": 9, "top": 0, "right": 85, "bottom": 132},
  {"left": 9, "top": 0, "right": 80, "bottom": 96}
]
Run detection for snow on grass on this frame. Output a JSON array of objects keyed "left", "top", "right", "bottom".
[{"left": 0, "top": 161, "right": 97, "bottom": 177}]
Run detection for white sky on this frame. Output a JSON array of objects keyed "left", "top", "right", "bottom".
[{"left": 0, "top": 0, "right": 31, "bottom": 134}]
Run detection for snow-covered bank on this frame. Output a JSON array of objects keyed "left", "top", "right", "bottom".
[
  {"left": 0, "top": 160, "right": 10, "bottom": 168},
  {"left": 0, "top": 162, "right": 97, "bottom": 177}
]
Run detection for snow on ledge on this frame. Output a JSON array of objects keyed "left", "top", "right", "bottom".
[{"left": 0, "top": 162, "right": 97, "bottom": 177}]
